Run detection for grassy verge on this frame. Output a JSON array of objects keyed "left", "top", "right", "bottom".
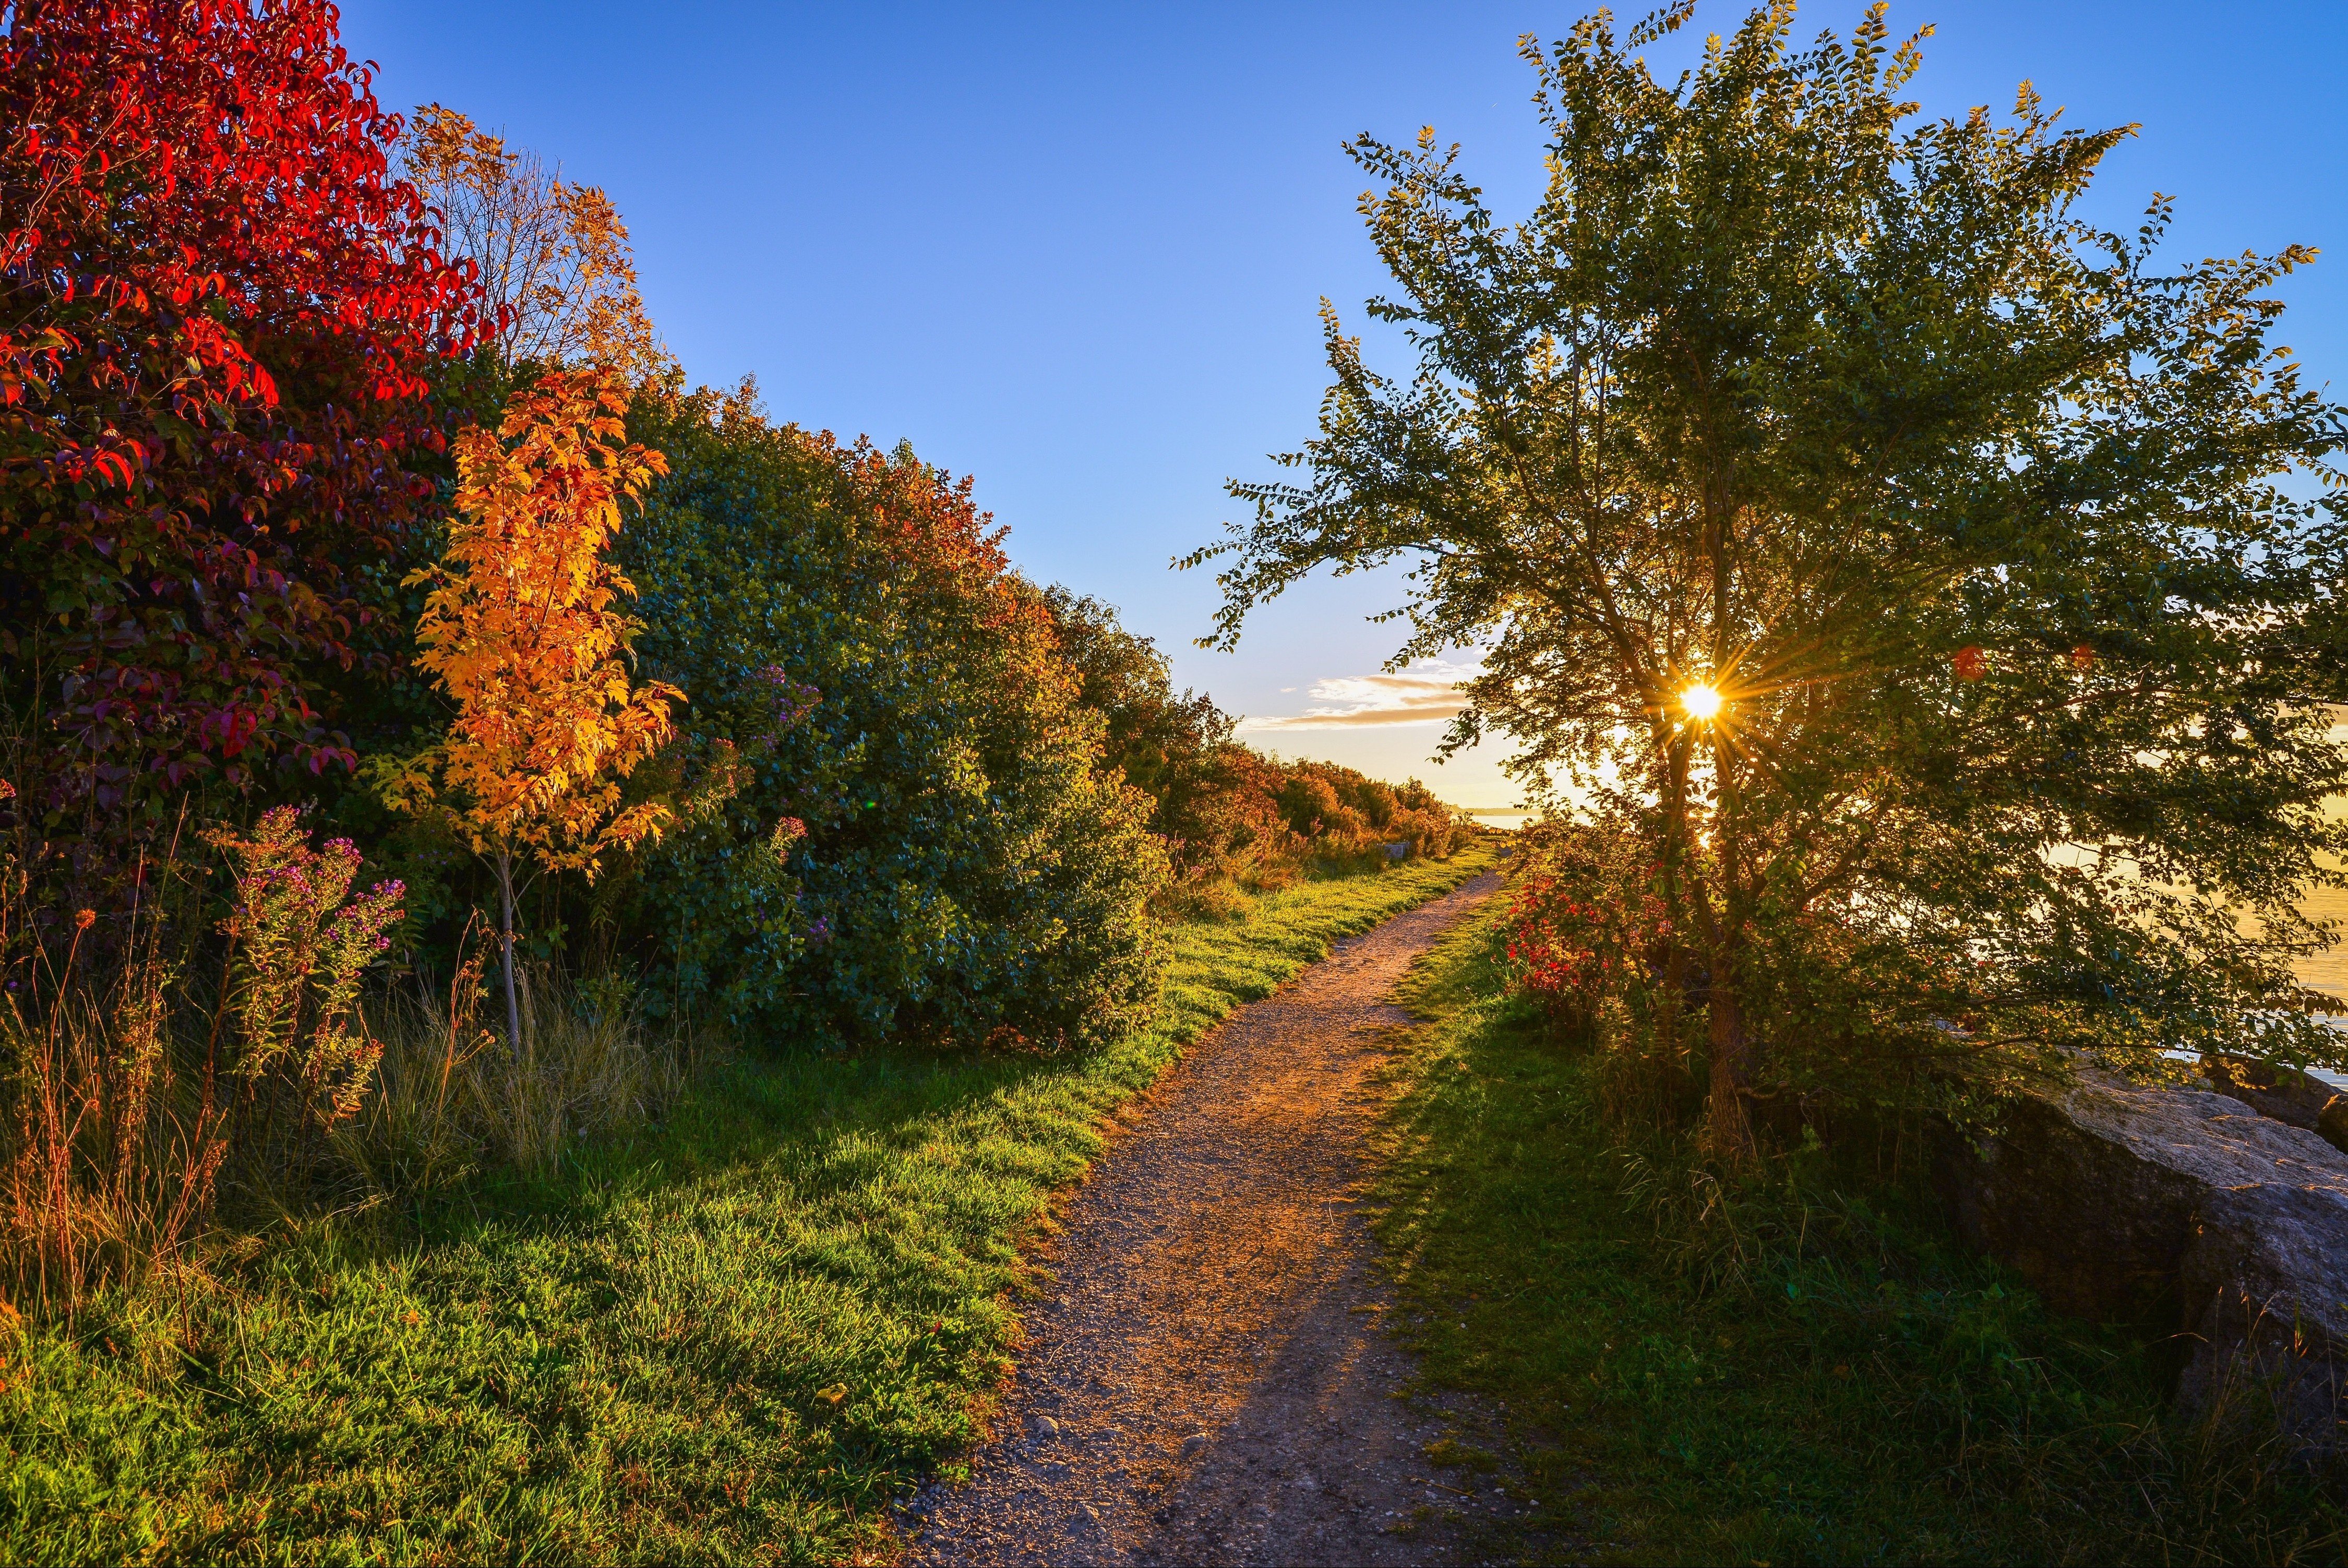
[
  {"left": 0, "top": 841, "right": 1499, "bottom": 1566},
  {"left": 1371, "top": 894, "right": 2348, "bottom": 1566}
]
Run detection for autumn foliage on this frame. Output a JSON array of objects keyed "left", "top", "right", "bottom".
[
  {"left": 373, "top": 367, "right": 677, "bottom": 1047},
  {"left": 0, "top": 0, "right": 482, "bottom": 825},
  {"left": 399, "top": 104, "right": 668, "bottom": 385},
  {"left": 382, "top": 369, "right": 676, "bottom": 873},
  {"left": 0, "top": 0, "right": 1464, "bottom": 1337}
]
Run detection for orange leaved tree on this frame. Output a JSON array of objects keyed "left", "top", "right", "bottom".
[{"left": 373, "top": 368, "right": 679, "bottom": 1051}]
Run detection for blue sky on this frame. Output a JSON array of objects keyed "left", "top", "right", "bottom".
[{"left": 338, "top": 1, "right": 2348, "bottom": 808}]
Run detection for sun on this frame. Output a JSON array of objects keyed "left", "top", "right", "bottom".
[{"left": 1681, "top": 684, "right": 1722, "bottom": 721}]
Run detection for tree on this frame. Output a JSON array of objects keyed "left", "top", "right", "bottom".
[
  {"left": 1195, "top": 2, "right": 2348, "bottom": 1154},
  {"left": 0, "top": 0, "right": 482, "bottom": 837},
  {"left": 398, "top": 105, "right": 670, "bottom": 386},
  {"left": 372, "top": 368, "right": 678, "bottom": 1051}
]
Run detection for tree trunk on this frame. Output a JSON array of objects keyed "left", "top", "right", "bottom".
[
  {"left": 1661, "top": 725, "right": 1693, "bottom": 1003},
  {"left": 1704, "top": 964, "right": 1755, "bottom": 1160},
  {"left": 1704, "top": 711, "right": 1756, "bottom": 1162},
  {"left": 1655, "top": 724, "right": 1694, "bottom": 1104},
  {"left": 496, "top": 848, "right": 523, "bottom": 1058}
]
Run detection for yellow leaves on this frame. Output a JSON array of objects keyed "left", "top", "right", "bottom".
[
  {"left": 398, "top": 105, "right": 674, "bottom": 386},
  {"left": 405, "top": 103, "right": 516, "bottom": 194},
  {"left": 390, "top": 367, "right": 680, "bottom": 880},
  {"left": 362, "top": 747, "right": 441, "bottom": 821}
]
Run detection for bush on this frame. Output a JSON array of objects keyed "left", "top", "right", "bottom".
[
  {"left": 1036, "top": 592, "right": 1466, "bottom": 882},
  {"left": 1502, "top": 806, "right": 2127, "bottom": 1140},
  {"left": 1040, "top": 588, "right": 1243, "bottom": 875},
  {"left": 614, "top": 384, "right": 1167, "bottom": 1048}
]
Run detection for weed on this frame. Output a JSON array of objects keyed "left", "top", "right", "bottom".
[{"left": 0, "top": 807, "right": 410, "bottom": 1316}]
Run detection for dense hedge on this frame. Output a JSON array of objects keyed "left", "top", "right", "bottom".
[
  {"left": 1041, "top": 588, "right": 1459, "bottom": 878},
  {"left": 611, "top": 384, "right": 1166, "bottom": 1048}
]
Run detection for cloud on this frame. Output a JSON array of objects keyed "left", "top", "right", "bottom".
[{"left": 1238, "top": 660, "right": 1477, "bottom": 730}]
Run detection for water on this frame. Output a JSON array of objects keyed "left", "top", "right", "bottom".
[
  {"left": 2293, "top": 883, "right": 2348, "bottom": 1088},
  {"left": 2298, "top": 881, "right": 2348, "bottom": 1000}
]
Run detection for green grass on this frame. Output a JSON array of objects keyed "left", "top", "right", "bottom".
[
  {"left": 1371, "top": 895, "right": 2348, "bottom": 1566},
  {"left": 0, "top": 843, "right": 1499, "bottom": 1566}
]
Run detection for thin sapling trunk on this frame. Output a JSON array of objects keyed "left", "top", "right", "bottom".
[{"left": 496, "top": 847, "right": 523, "bottom": 1057}]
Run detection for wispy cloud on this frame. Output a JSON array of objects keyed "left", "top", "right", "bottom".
[{"left": 1238, "top": 659, "right": 1477, "bottom": 730}]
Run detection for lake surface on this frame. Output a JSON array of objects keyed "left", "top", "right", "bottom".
[{"left": 2298, "top": 881, "right": 2348, "bottom": 1000}]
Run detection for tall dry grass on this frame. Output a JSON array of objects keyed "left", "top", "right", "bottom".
[
  {"left": 0, "top": 880, "right": 225, "bottom": 1315},
  {"left": 338, "top": 934, "right": 711, "bottom": 1194},
  {"left": 0, "top": 802, "right": 408, "bottom": 1314}
]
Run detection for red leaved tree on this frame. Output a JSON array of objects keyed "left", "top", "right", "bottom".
[{"left": 0, "top": 0, "right": 484, "bottom": 840}]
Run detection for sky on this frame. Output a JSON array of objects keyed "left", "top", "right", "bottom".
[{"left": 336, "top": 0, "right": 2348, "bottom": 809}]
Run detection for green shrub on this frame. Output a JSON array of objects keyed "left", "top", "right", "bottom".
[{"left": 615, "top": 385, "right": 1166, "bottom": 1048}]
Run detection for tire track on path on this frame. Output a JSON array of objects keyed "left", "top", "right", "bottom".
[{"left": 902, "top": 870, "right": 1529, "bottom": 1566}]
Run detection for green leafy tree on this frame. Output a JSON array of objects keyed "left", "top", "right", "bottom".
[{"left": 1193, "top": 2, "right": 2348, "bottom": 1153}]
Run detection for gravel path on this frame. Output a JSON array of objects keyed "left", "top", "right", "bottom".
[{"left": 902, "top": 871, "right": 1533, "bottom": 1566}]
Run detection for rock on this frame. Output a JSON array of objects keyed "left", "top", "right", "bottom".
[
  {"left": 2200, "top": 1054, "right": 2348, "bottom": 1154},
  {"left": 1031, "top": 1415, "right": 1059, "bottom": 1440},
  {"left": 1942, "top": 1070, "right": 2348, "bottom": 1455},
  {"left": 2325, "top": 1096, "right": 2348, "bottom": 1156}
]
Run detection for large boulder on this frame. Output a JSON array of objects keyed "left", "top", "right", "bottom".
[
  {"left": 1942, "top": 1072, "right": 2348, "bottom": 1455},
  {"left": 2200, "top": 1054, "right": 2348, "bottom": 1154}
]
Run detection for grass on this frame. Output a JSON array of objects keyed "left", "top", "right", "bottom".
[
  {"left": 0, "top": 840, "right": 1499, "bottom": 1566},
  {"left": 1371, "top": 893, "right": 2348, "bottom": 1566}
]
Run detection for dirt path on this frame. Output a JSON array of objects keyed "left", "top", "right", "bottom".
[{"left": 901, "top": 872, "right": 1531, "bottom": 1566}]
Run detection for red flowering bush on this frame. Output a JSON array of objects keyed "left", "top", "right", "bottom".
[{"left": 1505, "top": 820, "right": 1671, "bottom": 1032}]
